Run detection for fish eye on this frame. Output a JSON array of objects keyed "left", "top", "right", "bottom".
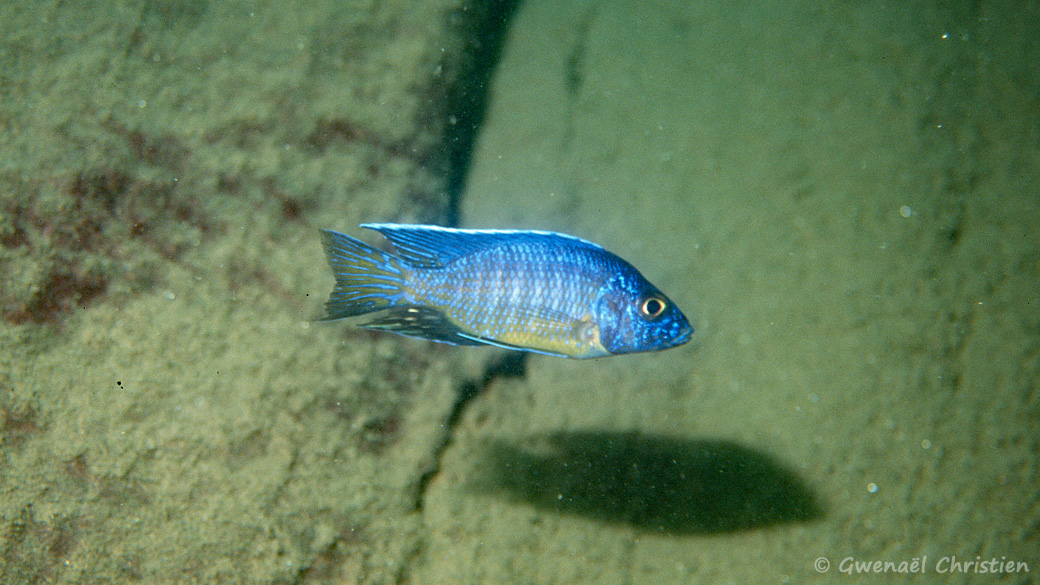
[{"left": 640, "top": 296, "right": 667, "bottom": 319}]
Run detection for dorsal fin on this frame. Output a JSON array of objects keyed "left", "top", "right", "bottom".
[{"left": 361, "top": 223, "right": 605, "bottom": 268}]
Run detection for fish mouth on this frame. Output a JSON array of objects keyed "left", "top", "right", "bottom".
[{"left": 672, "top": 322, "right": 694, "bottom": 346}]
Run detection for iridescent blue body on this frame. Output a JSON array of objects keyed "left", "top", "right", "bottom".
[{"left": 319, "top": 224, "right": 692, "bottom": 358}]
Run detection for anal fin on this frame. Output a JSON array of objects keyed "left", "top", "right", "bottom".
[{"left": 362, "top": 306, "right": 484, "bottom": 346}]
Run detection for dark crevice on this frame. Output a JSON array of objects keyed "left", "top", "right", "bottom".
[
  {"left": 412, "top": 351, "right": 527, "bottom": 511},
  {"left": 439, "top": 0, "right": 523, "bottom": 227},
  {"left": 409, "top": 0, "right": 526, "bottom": 510}
]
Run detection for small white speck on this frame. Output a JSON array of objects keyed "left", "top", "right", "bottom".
[
  {"left": 867, "top": 483, "right": 878, "bottom": 493},
  {"left": 163, "top": 290, "right": 176, "bottom": 300},
  {"left": 921, "top": 439, "right": 932, "bottom": 449},
  {"left": 899, "top": 205, "right": 913, "bottom": 218},
  {"left": 138, "top": 100, "right": 147, "bottom": 108}
]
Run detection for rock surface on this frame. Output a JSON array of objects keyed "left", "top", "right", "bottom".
[
  {"left": 417, "top": 0, "right": 1040, "bottom": 583},
  {"left": 0, "top": 0, "right": 498, "bottom": 582}
]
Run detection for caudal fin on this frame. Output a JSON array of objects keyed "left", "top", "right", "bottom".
[{"left": 319, "top": 229, "right": 408, "bottom": 320}]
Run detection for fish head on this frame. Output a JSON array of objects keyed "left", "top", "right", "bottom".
[{"left": 595, "top": 274, "right": 692, "bottom": 355}]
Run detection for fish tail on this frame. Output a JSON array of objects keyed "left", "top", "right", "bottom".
[{"left": 319, "top": 229, "right": 409, "bottom": 320}]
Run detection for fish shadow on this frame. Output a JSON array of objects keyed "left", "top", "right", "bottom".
[{"left": 471, "top": 430, "right": 824, "bottom": 535}]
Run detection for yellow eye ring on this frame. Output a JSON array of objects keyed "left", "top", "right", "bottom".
[{"left": 640, "top": 296, "right": 667, "bottom": 319}]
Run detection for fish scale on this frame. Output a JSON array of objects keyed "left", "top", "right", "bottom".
[
  {"left": 432, "top": 247, "right": 572, "bottom": 341},
  {"left": 319, "top": 224, "right": 692, "bottom": 358}
]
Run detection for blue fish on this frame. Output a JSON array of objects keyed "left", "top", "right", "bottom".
[{"left": 319, "top": 224, "right": 692, "bottom": 358}]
